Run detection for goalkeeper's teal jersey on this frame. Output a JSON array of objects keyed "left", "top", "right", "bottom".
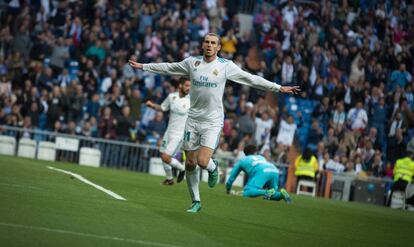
[
  {"left": 226, "top": 155, "right": 278, "bottom": 190},
  {"left": 143, "top": 56, "right": 281, "bottom": 123}
]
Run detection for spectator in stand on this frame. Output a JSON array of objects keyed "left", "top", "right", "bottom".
[
  {"left": 366, "top": 127, "right": 382, "bottom": 151},
  {"left": 306, "top": 120, "right": 323, "bottom": 151},
  {"left": 115, "top": 106, "right": 134, "bottom": 142},
  {"left": 323, "top": 128, "right": 339, "bottom": 156},
  {"left": 281, "top": 55, "right": 294, "bottom": 85},
  {"left": 325, "top": 155, "right": 345, "bottom": 173},
  {"left": 370, "top": 97, "right": 387, "bottom": 144},
  {"left": 347, "top": 101, "right": 368, "bottom": 132},
  {"left": 146, "top": 112, "right": 166, "bottom": 143},
  {"left": 312, "top": 96, "right": 331, "bottom": 131},
  {"left": 237, "top": 101, "right": 256, "bottom": 138},
  {"left": 68, "top": 84, "right": 86, "bottom": 122},
  {"left": 276, "top": 114, "right": 296, "bottom": 148},
  {"left": 390, "top": 63, "right": 412, "bottom": 91},
  {"left": 66, "top": 121, "right": 77, "bottom": 135},
  {"left": 330, "top": 101, "right": 346, "bottom": 131},
  {"left": 127, "top": 87, "right": 142, "bottom": 123},
  {"left": 254, "top": 111, "right": 273, "bottom": 147},
  {"left": 221, "top": 29, "right": 237, "bottom": 59},
  {"left": 294, "top": 148, "right": 318, "bottom": 184},
  {"left": 387, "top": 128, "right": 406, "bottom": 165},
  {"left": 85, "top": 93, "right": 101, "bottom": 120},
  {"left": 99, "top": 107, "right": 116, "bottom": 140},
  {"left": 388, "top": 111, "right": 406, "bottom": 138},
  {"left": 46, "top": 86, "right": 66, "bottom": 130}
]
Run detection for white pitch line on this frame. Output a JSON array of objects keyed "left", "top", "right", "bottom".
[
  {"left": 47, "top": 166, "right": 126, "bottom": 201},
  {"left": 0, "top": 222, "right": 179, "bottom": 247}
]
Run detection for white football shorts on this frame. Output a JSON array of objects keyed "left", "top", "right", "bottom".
[
  {"left": 182, "top": 117, "right": 222, "bottom": 151},
  {"left": 159, "top": 130, "right": 183, "bottom": 156}
]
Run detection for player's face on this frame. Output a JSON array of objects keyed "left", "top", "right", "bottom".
[
  {"left": 180, "top": 80, "right": 191, "bottom": 96},
  {"left": 202, "top": 35, "right": 221, "bottom": 58}
]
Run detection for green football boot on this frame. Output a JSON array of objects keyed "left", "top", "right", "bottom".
[
  {"left": 263, "top": 188, "right": 276, "bottom": 200},
  {"left": 280, "top": 188, "right": 292, "bottom": 203},
  {"left": 186, "top": 201, "right": 201, "bottom": 213}
]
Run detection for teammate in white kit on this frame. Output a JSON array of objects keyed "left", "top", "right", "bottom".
[
  {"left": 129, "top": 33, "right": 300, "bottom": 213},
  {"left": 146, "top": 78, "right": 191, "bottom": 185}
]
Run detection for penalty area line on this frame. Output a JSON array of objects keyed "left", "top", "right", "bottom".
[
  {"left": 47, "top": 166, "right": 126, "bottom": 201},
  {"left": 0, "top": 222, "right": 179, "bottom": 247}
]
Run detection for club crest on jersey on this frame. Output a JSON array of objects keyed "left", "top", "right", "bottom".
[
  {"left": 194, "top": 61, "right": 201, "bottom": 67},
  {"left": 213, "top": 69, "right": 219, "bottom": 76}
]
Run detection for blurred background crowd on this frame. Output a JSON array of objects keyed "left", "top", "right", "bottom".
[{"left": 0, "top": 0, "right": 413, "bottom": 178}]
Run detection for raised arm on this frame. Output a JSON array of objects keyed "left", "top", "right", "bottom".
[
  {"left": 146, "top": 95, "right": 170, "bottom": 112},
  {"left": 225, "top": 159, "right": 244, "bottom": 193},
  {"left": 129, "top": 57, "right": 191, "bottom": 76},
  {"left": 226, "top": 62, "right": 300, "bottom": 94},
  {"left": 146, "top": 100, "right": 163, "bottom": 112}
]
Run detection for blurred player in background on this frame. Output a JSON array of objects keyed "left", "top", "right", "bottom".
[
  {"left": 226, "top": 144, "right": 291, "bottom": 203},
  {"left": 146, "top": 78, "right": 190, "bottom": 185}
]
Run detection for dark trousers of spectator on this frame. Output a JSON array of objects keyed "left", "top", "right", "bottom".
[{"left": 387, "top": 179, "right": 408, "bottom": 207}]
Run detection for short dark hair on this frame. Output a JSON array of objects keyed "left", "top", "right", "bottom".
[
  {"left": 179, "top": 77, "right": 189, "bottom": 85},
  {"left": 244, "top": 144, "right": 257, "bottom": 156},
  {"left": 302, "top": 148, "right": 313, "bottom": 162}
]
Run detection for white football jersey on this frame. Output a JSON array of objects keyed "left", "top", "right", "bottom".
[
  {"left": 161, "top": 92, "right": 190, "bottom": 133},
  {"left": 143, "top": 56, "right": 281, "bottom": 124}
]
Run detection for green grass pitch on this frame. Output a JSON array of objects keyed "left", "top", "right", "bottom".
[{"left": 0, "top": 155, "right": 412, "bottom": 247}]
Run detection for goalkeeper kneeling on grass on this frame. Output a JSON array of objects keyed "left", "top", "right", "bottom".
[{"left": 225, "top": 144, "right": 291, "bottom": 203}]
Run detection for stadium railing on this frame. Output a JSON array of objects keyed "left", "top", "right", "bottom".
[{"left": 0, "top": 125, "right": 160, "bottom": 172}]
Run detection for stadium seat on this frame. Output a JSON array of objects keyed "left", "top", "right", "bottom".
[
  {"left": 17, "top": 138, "right": 37, "bottom": 159},
  {"left": 225, "top": 167, "right": 245, "bottom": 187},
  {"left": 149, "top": 157, "right": 165, "bottom": 176},
  {"left": 0, "top": 135, "right": 16, "bottom": 156},
  {"left": 296, "top": 180, "right": 316, "bottom": 197},
  {"left": 79, "top": 147, "right": 101, "bottom": 168},
  {"left": 37, "top": 141, "right": 56, "bottom": 161}
]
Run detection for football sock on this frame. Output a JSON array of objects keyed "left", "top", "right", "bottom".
[
  {"left": 163, "top": 162, "right": 173, "bottom": 180},
  {"left": 186, "top": 167, "right": 200, "bottom": 202},
  {"left": 170, "top": 158, "right": 185, "bottom": 171},
  {"left": 206, "top": 158, "right": 216, "bottom": 172}
]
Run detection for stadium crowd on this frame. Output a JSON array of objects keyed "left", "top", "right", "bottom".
[{"left": 0, "top": 0, "right": 413, "bottom": 179}]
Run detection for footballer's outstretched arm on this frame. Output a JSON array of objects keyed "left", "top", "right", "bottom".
[
  {"left": 146, "top": 95, "right": 170, "bottom": 112},
  {"left": 129, "top": 58, "right": 190, "bottom": 76},
  {"left": 146, "top": 100, "right": 163, "bottom": 111},
  {"left": 225, "top": 160, "right": 243, "bottom": 193},
  {"left": 226, "top": 61, "right": 300, "bottom": 94}
]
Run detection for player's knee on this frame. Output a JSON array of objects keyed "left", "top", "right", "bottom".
[
  {"left": 186, "top": 157, "right": 197, "bottom": 167},
  {"left": 197, "top": 156, "right": 209, "bottom": 168},
  {"left": 185, "top": 158, "right": 197, "bottom": 171},
  {"left": 160, "top": 153, "right": 171, "bottom": 164}
]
